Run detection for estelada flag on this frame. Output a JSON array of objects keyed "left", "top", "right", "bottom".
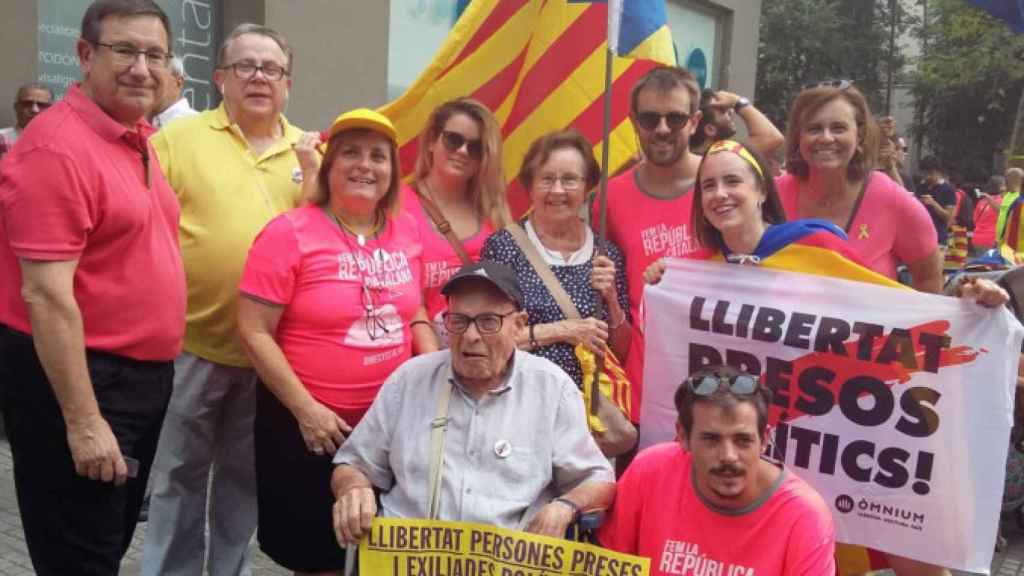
[{"left": 379, "top": 0, "right": 676, "bottom": 217}]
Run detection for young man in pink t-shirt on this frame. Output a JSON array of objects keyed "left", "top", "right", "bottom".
[
  {"left": 599, "top": 365, "right": 836, "bottom": 576},
  {"left": 596, "top": 68, "right": 784, "bottom": 433}
]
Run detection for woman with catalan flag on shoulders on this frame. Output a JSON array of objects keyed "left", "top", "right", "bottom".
[{"left": 643, "top": 138, "right": 1006, "bottom": 576}]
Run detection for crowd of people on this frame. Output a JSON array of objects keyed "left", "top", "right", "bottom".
[{"left": 0, "top": 1, "right": 1019, "bottom": 576}]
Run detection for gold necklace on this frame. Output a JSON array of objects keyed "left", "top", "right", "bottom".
[{"left": 323, "top": 206, "right": 383, "bottom": 247}]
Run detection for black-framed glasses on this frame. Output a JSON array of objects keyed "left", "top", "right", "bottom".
[
  {"left": 802, "top": 79, "right": 853, "bottom": 91},
  {"left": 219, "top": 62, "right": 289, "bottom": 81},
  {"left": 634, "top": 111, "right": 691, "bottom": 132},
  {"left": 536, "top": 174, "right": 584, "bottom": 191},
  {"left": 95, "top": 42, "right": 171, "bottom": 69},
  {"left": 442, "top": 311, "right": 517, "bottom": 335},
  {"left": 684, "top": 367, "right": 759, "bottom": 397},
  {"left": 361, "top": 282, "right": 391, "bottom": 341},
  {"left": 440, "top": 130, "right": 483, "bottom": 159}
]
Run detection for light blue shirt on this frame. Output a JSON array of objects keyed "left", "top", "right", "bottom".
[{"left": 335, "top": 349, "right": 614, "bottom": 529}]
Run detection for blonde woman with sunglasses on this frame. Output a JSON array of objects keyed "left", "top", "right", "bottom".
[{"left": 403, "top": 98, "right": 512, "bottom": 346}]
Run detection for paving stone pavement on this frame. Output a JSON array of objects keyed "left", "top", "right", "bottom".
[
  {"left": 3, "top": 435, "right": 1024, "bottom": 575},
  {"left": 0, "top": 438, "right": 288, "bottom": 575}
]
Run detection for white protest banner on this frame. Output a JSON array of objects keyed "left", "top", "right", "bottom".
[{"left": 640, "top": 258, "right": 1023, "bottom": 572}]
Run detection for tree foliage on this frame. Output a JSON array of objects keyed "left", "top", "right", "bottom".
[
  {"left": 756, "top": 0, "right": 913, "bottom": 130},
  {"left": 911, "top": 0, "right": 1024, "bottom": 180}
]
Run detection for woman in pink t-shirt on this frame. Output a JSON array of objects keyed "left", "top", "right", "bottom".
[
  {"left": 774, "top": 82, "right": 942, "bottom": 294},
  {"left": 237, "top": 109, "right": 435, "bottom": 573},
  {"left": 402, "top": 98, "right": 511, "bottom": 346}
]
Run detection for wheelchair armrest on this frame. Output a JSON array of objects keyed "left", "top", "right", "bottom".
[{"left": 577, "top": 510, "right": 605, "bottom": 531}]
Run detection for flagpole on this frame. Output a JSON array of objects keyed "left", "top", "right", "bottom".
[{"left": 591, "top": 44, "right": 614, "bottom": 417}]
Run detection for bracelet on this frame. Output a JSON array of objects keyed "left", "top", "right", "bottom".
[
  {"left": 552, "top": 497, "right": 579, "bottom": 520},
  {"left": 409, "top": 320, "right": 432, "bottom": 329},
  {"left": 529, "top": 324, "right": 539, "bottom": 349}
]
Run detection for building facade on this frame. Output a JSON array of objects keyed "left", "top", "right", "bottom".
[{"left": 1, "top": 0, "right": 761, "bottom": 135}]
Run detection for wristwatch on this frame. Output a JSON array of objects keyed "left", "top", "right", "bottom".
[{"left": 734, "top": 96, "right": 751, "bottom": 111}]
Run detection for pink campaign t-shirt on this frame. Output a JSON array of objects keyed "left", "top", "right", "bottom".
[
  {"left": 240, "top": 204, "right": 424, "bottom": 424},
  {"left": 595, "top": 167, "right": 701, "bottom": 421},
  {"left": 598, "top": 443, "right": 836, "bottom": 576},
  {"left": 400, "top": 185, "right": 494, "bottom": 325},
  {"left": 775, "top": 171, "right": 937, "bottom": 280}
]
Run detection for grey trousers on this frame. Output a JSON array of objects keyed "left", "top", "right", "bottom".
[{"left": 141, "top": 352, "right": 258, "bottom": 576}]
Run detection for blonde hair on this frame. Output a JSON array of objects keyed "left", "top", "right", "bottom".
[{"left": 413, "top": 98, "right": 511, "bottom": 227}]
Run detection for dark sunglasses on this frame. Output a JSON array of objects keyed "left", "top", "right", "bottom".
[
  {"left": 684, "top": 367, "right": 759, "bottom": 397},
  {"left": 634, "top": 111, "right": 691, "bottom": 132},
  {"left": 440, "top": 130, "right": 483, "bottom": 159},
  {"left": 802, "top": 79, "right": 853, "bottom": 91}
]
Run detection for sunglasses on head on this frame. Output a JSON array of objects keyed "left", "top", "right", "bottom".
[
  {"left": 802, "top": 79, "right": 853, "bottom": 91},
  {"left": 684, "top": 367, "right": 759, "bottom": 397},
  {"left": 634, "top": 111, "right": 691, "bottom": 132},
  {"left": 440, "top": 130, "right": 483, "bottom": 159}
]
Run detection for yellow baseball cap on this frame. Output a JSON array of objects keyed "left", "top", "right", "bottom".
[{"left": 324, "top": 108, "right": 397, "bottom": 145}]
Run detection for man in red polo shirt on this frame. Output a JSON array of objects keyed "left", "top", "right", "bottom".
[{"left": 0, "top": 1, "right": 185, "bottom": 574}]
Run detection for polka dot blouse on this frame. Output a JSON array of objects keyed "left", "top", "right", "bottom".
[{"left": 481, "top": 226, "right": 631, "bottom": 387}]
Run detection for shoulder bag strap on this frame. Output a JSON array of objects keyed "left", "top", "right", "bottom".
[
  {"left": 843, "top": 173, "right": 871, "bottom": 234},
  {"left": 427, "top": 380, "right": 453, "bottom": 520},
  {"left": 417, "top": 188, "right": 473, "bottom": 265},
  {"left": 506, "top": 223, "right": 581, "bottom": 320}
]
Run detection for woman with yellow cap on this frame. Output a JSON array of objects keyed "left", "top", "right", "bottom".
[{"left": 237, "top": 108, "right": 434, "bottom": 574}]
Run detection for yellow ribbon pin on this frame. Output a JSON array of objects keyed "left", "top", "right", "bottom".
[{"left": 858, "top": 224, "right": 870, "bottom": 240}]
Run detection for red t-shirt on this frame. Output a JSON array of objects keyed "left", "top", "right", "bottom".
[
  {"left": 973, "top": 194, "right": 1003, "bottom": 249},
  {"left": 239, "top": 204, "right": 424, "bottom": 424},
  {"left": 594, "top": 167, "right": 700, "bottom": 421},
  {"left": 400, "top": 185, "right": 494, "bottom": 325},
  {"left": 775, "top": 172, "right": 936, "bottom": 280},
  {"left": 0, "top": 84, "right": 186, "bottom": 361},
  {"left": 599, "top": 443, "right": 836, "bottom": 576}
]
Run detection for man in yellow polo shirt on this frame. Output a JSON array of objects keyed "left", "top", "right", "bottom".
[{"left": 142, "top": 23, "right": 310, "bottom": 576}]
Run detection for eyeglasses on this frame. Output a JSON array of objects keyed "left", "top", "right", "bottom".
[
  {"left": 442, "top": 311, "right": 517, "bottom": 335},
  {"left": 634, "top": 111, "right": 691, "bottom": 132},
  {"left": 440, "top": 130, "right": 483, "bottom": 159},
  {"left": 684, "top": 368, "right": 759, "bottom": 397},
  {"left": 535, "top": 174, "right": 584, "bottom": 191},
  {"left": 219, "top": 62, "right": 289, "bottom": 82},
  {"left": 95, "top": 42, "right": 171, "bottom": 69},
  {"left": 361, "top": 283, "right": 391, "bottom": 341},
  {"left": 15, "top": 99, "right": 50, "bottom": 111},
  {"left": 802, "top": 79, "right": 853, "bottom": 91}
]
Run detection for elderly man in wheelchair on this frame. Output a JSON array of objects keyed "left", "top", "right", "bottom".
[{"left": 332, "top": 261, "right": 615, "bottom": 546}]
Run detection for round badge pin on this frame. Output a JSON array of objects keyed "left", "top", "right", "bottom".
[{"left": 493, "top": 439, "right": 512, "bottom": 459}]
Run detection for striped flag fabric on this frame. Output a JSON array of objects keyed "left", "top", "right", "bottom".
[
  {"left": 606, "top": 0, "right": 675, "bottom": 59},
  {"left": 703, "top": 220, "right": 907, "bottom": 289},
  {"left": 379, "top": 0, "right": 676, "bottom": 217}
]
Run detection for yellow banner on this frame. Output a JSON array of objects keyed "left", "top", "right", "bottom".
[{"left": 359, "top": 517, "right": 649, "bottom": 576}]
